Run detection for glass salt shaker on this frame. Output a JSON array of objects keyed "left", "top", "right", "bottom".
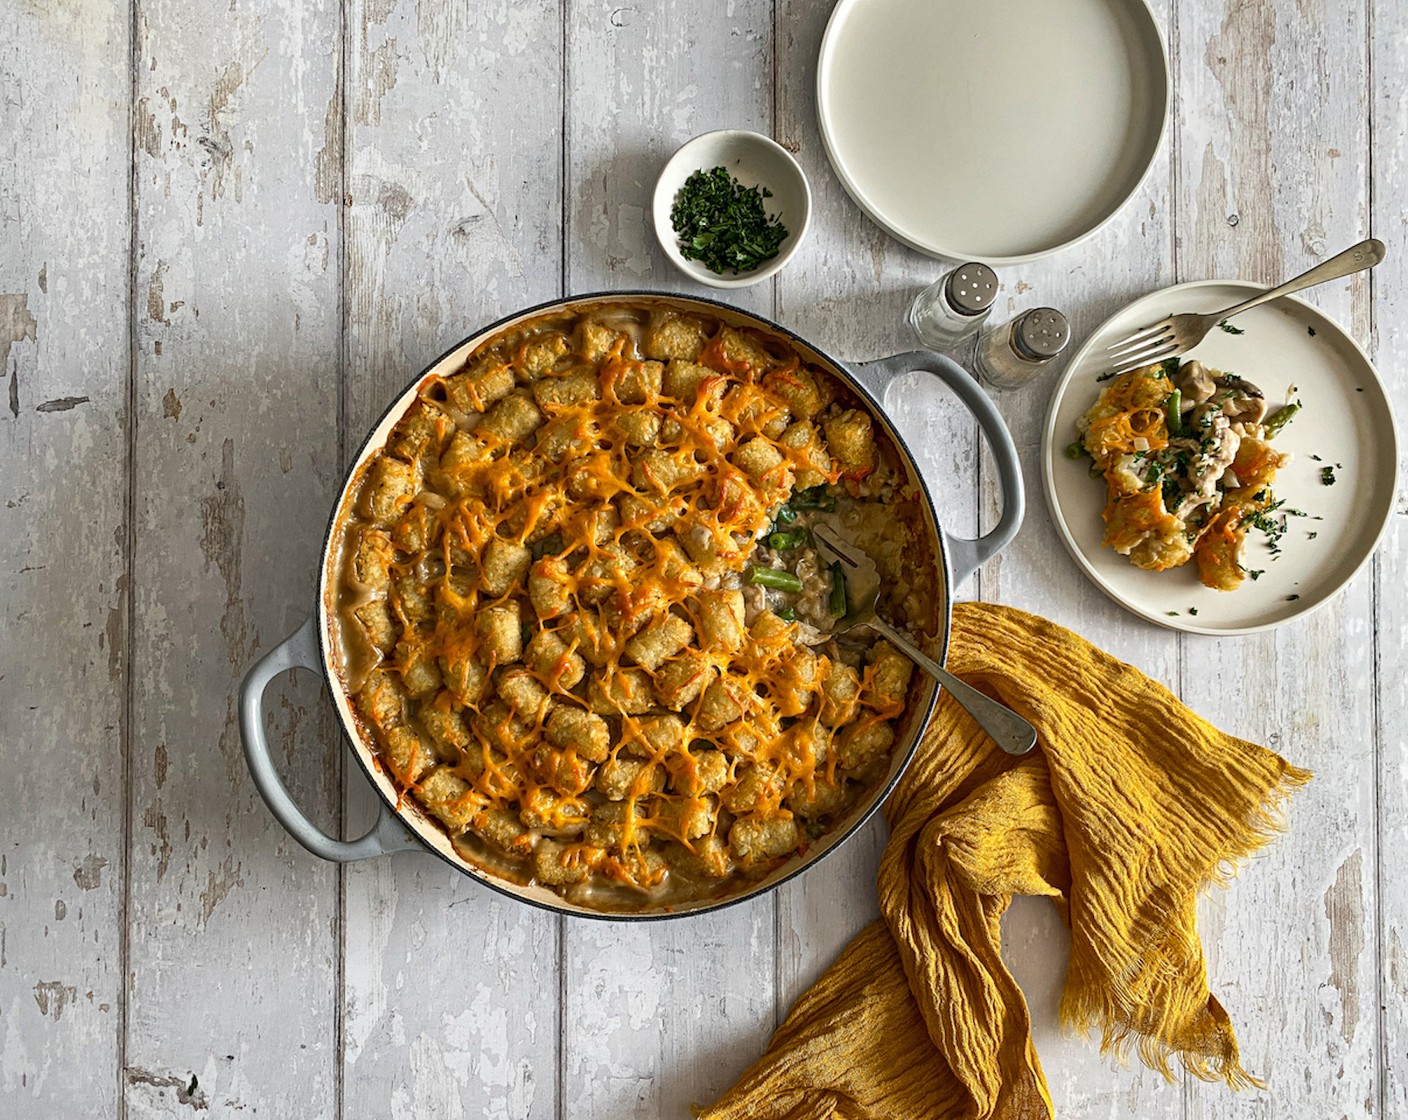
[
  {"left": 907, "top": 262, "right": 998, "bottom": 349},
  {"left": 973, "top": 307, "right": 1070, "bottom": 390}
]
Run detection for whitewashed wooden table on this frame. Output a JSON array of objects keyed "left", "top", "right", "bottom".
[{"left": 2, "top": 1, "right": 1404, "bottom": 1116}]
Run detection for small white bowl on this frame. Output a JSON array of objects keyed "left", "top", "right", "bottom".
[{"left": 652, "top": 130, "right": 811, "bottom": 289}]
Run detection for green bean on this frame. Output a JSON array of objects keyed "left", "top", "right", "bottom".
[
  {"left": 1166, "top": 388, "right": 1183, "bottom": 437},
  {"left": 828, "top": 562, "right": 847, "bottom": 618},
  {"left": 1089, "top": 463, "right": 1104, "bottom": 478},
  {"left": 768, "top": 528, "right": 809, "bottom": 551},
  {"left": 772, "top": 505, "right": 798, "bottom": 525},
  {"left": 791, "top": 486, "right": 837, "bottom": 512},
  {"left": 1264, "top": 401, "right": 1300, "bottom": 437},
  {"left": 1064, "top": 440, "right": 1087, "bottom": 460},
  {"left": 776, "top": 606, "right": 796, "bottom": 622},
  {"left": 746, "top": 566, "right": 804, "bottom": 593}
]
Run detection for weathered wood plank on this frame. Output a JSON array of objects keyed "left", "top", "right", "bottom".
[
  {"left": 1375, "top": 513, "right": 1405, "bottom": 1120},
  {"left": 124, "top": 0, "right": 344, "bottom": 1114},
  {"left": 1174, "top": 3, "right": 1378, "bottom": 1118},
  {"left": 339, "top": 1, "right": 565, "bottom": 1116},
  {"left": 0, "top": 3, "right": 132, "bottom": 1116},
  {"left": 560, "top": 3, "right": 778, "bottom": 1115},
  {"left": 1370, "top": 1, "right": 1407, "bottom": 1115}
]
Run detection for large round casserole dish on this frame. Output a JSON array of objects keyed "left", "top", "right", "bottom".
[{"left": 239, "top": 292, "right": 1024, "bottom": 919}]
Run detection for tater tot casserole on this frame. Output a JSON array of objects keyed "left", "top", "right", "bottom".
[
  {"left": 327, "top": 302, "right": 938, "bottom": 910},
  {"left": 1074, "top": 357, "right": 1294, "bottom": 591}
]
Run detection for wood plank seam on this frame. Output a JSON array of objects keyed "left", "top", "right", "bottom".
[
  {"left": 119, "top": 0, "right": 139, "bottom": 1115},
  {"left": 334, "top": 0, "right": 350, "bottom": 1117},
  {"left": 1364, "top": 0, "right": 1386, "bottom": 1112}
]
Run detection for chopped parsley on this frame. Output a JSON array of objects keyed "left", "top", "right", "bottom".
[
  {"left": 1189, "top": 607, "right": 1199, "bottom": 616},
  {"left": 1161, "top": 357, "right": 1181, "bottom": 378},
  {"left": 1161, "top": 477, "right": 1184, "bottom": 511},
  {"left": 1166, "top": 611, "right": 1180, "bottom": 617},
  {"left": 670, "top": 166, "right": 789, "bottom": 275},
  {"left": 1320, "top": 465, "right": 1337, "bottom": 485},
  {"left": 1286, "top": 594, "right": 1300, "bottom": 602},
  {"left": 1308, "top": 326, "right": 1317, "bottom": 337},
  {"left": 1096, "top": 370, "right": 1119, "bottom": 382},
  {"left": 1248, "top": 569, "right": 1264, "bottom": 580},
  {"left": 1308, "top": 531, "right": 1318, "bottom": 540},
  {"left": 1218, "top": 320, "right": 1245, "bottom": 334},
  {"left": 1310, "top": 454, "right": 1323, "bottom": 461}
]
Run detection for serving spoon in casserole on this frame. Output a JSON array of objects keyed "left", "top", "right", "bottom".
[{"left": 812, "top": 524, "right": 1037, "bottom": 756}]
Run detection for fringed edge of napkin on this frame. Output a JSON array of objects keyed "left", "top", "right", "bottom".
[{"left": 1059, "top": 759, "right": 1312, "bottom": 1090}]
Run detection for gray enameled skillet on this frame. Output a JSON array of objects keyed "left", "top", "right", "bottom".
[{"left": 238, "top": 291, "right": 1023, "bottom": 920}]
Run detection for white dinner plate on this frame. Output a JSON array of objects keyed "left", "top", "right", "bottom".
[
  {"left": 816, "top": 0, "right": 1169, "bottom": 265},
  {"left": 1042, "top": 281, "right": 1399, "bottom": 636}
]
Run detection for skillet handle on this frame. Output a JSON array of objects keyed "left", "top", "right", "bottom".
[
  {"left": 848, "top": 350, "right": 1024, "bottom": 588},
  {"left": 238, "top": 616, "right": 421, "bottom": 862}
]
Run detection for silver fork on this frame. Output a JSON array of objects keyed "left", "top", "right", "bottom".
[
  {"left": 810, "top": 524, "right": 1037, "bottom": 756},
  {"left": 1103, "top": 238, "right": 1385, "bottom": 375}
]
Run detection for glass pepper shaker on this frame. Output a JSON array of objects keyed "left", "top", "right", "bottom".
[
  {"left": 973, "top": 307, "right": 1070, "bottom": 390},
  {"left": 907, "top": 262, "right": 998, "bottom": 349}
]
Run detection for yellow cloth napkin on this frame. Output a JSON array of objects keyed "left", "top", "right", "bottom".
[{"left": 699, "top": 602, "right": 1310, "bottom": 1120}]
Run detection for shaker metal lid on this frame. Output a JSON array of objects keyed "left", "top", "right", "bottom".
[
  {"left": 944, "top": 263, "right": 998, "bottom": 316},
  {"left": 1013, "top": 307, "right": 1069, "bottom": 360}
]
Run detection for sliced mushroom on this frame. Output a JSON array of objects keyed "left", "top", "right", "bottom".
[
  {"left": 1221, "top": 390, "right": 1268, "bottom": 427},
  {"left": 1175, "top": 360, "right": 1217, "bottom": 407}
]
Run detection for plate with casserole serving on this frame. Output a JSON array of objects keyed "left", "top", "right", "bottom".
[{"left": 1042, "top": 280, "right": 1398, "bottom": 635}]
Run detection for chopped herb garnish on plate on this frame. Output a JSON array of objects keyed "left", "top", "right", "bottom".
[
  {"left": 1217, "top": 320, "right": 1244, "bottom": 334},
  {"left": 1189, "top": 607, "right": 1199, "bottom": 616},
  {"left": 1286, "top": 594, "right": 1300, "bottom": 602},
  {"left": 1308, "top": 326, "right": 1317, "bottom": 336},
  {"left": 1320, "top": 465, "right": 1337, "bottom": 485},
  {"left": 1308, "top": 532, "right": 1318, "bottom": 540},
  {"left": 1248, "top": 569, "right": 1264, "bottom": 580},
  {"left": 1096, "top": 370, "right": 1118, "bottom": 382},
  {"left": 670, "top": 166, "right": 789, "bottom": 275}
]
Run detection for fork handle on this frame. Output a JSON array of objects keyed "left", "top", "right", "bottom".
[
  {"left": 1217, "top": 238, "right": 1385, "bottom": 322},
  {"left": 865, "top": 614, "right": 1037, "bottom": 756}
]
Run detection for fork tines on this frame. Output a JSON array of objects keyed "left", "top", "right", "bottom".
[
  {"left": 1104, "top": 319, "right": 1180, "bottom": 375},
  {"left": 810, "top": 523, "right": 862, "bottom": 569}
]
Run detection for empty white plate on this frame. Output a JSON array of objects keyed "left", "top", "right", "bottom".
[
  {"left": 817, "top": 0, "right": 1169, "bottom": 264},
  {"left": 1042, "top": 281, "right": 1399, "bottom": 636}
]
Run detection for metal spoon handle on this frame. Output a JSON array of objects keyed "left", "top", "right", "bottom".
[
  {"left": 866, "top": 615, "right": 1037, "bottom": 756},
  {"left": 1218, "top": 238, "right": 1385, "bottom": 322}
]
